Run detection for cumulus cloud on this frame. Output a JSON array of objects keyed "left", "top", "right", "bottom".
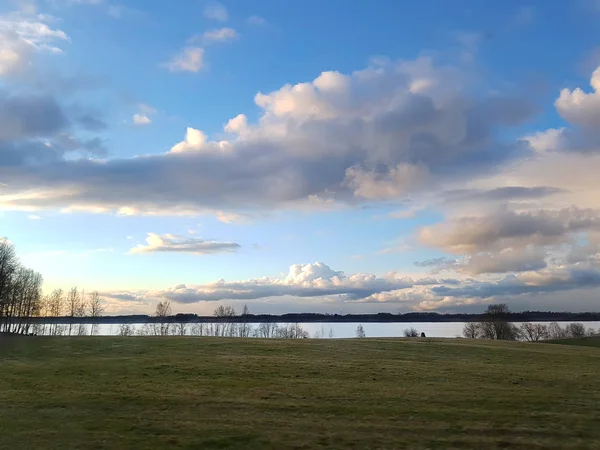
[
  {"left": 101, "top": 259, "right": 600, "bottom": 313},
  {"left": 204, "top": 2, "right": 228, "bottom": 21},
  {"left": 555, "top": 66, "right": 600, "bottom": 128},
  {"left": 130, "top": 233, "right": 241, "bottom": 255},
  {"left": 125, "top": 262, "right": 425, "bottom": 303},
  {"left": 0, "top": 57, "right": 540, "bottom": 215},
  {"left": 164, "top": 47, "right": 204, "bottom": 73}
]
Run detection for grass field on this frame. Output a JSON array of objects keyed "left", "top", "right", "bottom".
[
  {"left": 545, "top": 336, "right": 600, "bottom": 348},
  {"left": 1, "top": 337, "right": 599, "bottom": 449}
]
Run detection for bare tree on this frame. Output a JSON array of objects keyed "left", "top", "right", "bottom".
[
  {"left": 463, "top": 322, "right": 480, "bottom": 339},
  {"left": 274, "top": 323, "right": 309, "bottom": 339},
  {"left": 355, "top": 324, "right": 366, "bottom": 338},
  {"left": 175, "top": 322, "right": 188, "bottom": 336},
  {"left": 238, "top": 304, "right": 252, "bottom": 338},
  {"left": 520, "top": 323, "right": 548, "bottom": 342},
  {"left": 88, "top": 291, "right": 104, "bottom": 336},
  {"left": 213, "top": 305, "right": 236, "bottom": 337},
  {"left": 403, "top": 327, "right": 419, "bottom": 337},
  {"left": 547, "top": 322, "right": 566, "bottom": 339},
  {"left": 0, "top": 242, "right": 43, "bottom": 335},
  {"left": 565, "top": 322, "right": 586, "bottom": 338},
  {"left": 190, "top": 321, "right": 205, "bottom": 336},
  {"left": 257, "top": 321, "right": 276, "bottom": 338},
  {"left": 328, "top": 327, "right": 334, "bottom": 339},
  {"left": 155, "top": 300, "right": 172, "bottom": 336},
  {"left": 48, "top": 289, "right": 64, "bottom": 336},
  {"left": 66, "top": 287, "right": 81, "bottom": 336},
  {"left": 477, "top": 304, "right": 520, "bottom": 340},
  {"left": 587, "top": 328, "right": 597, "bottom": 337},
  {"left": 118, "top": 323, "right": 135, "bottom": 336},
  {"left": 0, "top": 240, "right": 18, "bottom": 332}
]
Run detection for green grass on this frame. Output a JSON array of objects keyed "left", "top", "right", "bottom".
[
  {"left": 545, "top": 336, "right": 600, "bottom": 348},
  {"left": 1, "top": 337, "right": 599, "bottom": 449}
]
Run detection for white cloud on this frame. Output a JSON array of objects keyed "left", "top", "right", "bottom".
[
  {"left": 224, "top": 113, "right": 248, "bottom": 134},
  {"left": 28, "top": 214, "right": 41, "bottom": 220},
  {"left": 204, "top": 2, "right": 228, "bottom": 21},
  {"left": 114, "top": 262, "right": 424, "bottom": 303},
  {"left": 202, "top": 27, "right": 237, "bottom": 44},
  {"left": 138, "top": 103, "right": 156, "bottom": 115},
  {"left": 132, "top": 114, "right": 151, "bottom": 126},
  {"left": 522, "top": 127, "right": 567, "bottom": 153},
  {"left": 216, "top": 211, "right": 251, "bottom": 224},
  {"left": 247, "top": 15, "right": 265, "bottom": 26},
  {"left": 0, "top": 8, "right": 69, "bottom": 76},
  {"left": 130, "top": 233, "right": 240, "bottom": 255},
  {"left": 164, "top": 47, "right": 204, "bottom": 73},
  {"left": 0, "top": 56, "right": 543, "bottom": 217},
  {"left": 555, "top": 66, "right": 600, "bottom": 127}
]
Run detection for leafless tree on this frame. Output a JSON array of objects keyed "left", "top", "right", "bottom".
[
  {"left": 403, "top": 327, "right": 419, "bottom": 337},
  {"left": 238, "top": 304, "right": 252, "bottom": 338},
  {"left": 118, "top": 323, "right": 135, "bottom": 336},
  {"left": 328, "top": 327, "right": 334, "bottom": 339},
  {"left": 547, "top": 322, "right": 566, "bottom": 339},
  {"left": 274, "top": 323, "right": 309, "bottom": 338},
  {"left": 565, "top": 322, "right": 586, "bottom": 338},
  {"left": 47, "top": 289, "right": 64, "bottom": 336},
  {"left": 175, "top": 322, "right": 188, "bottom": 336},
  {"left": 477, "top": 304, "right": 520, "bottom": 340},
  {"left": 190, "top": 321, "right": 205, "bottom": 336},
  {"left": 154, "top": 300, "right": 172, "bottom": 336},
  {"left": 356, "top": 324, "right": 366, "bottom": 338},
  {"left": 587, "top": 328, "right": 597, "bottom": 337},
  {"left": 87, "top": 291, "right": 104, "bottom": 336},
  {"left": 66, "top": 287, "right": 81, "bottom": 336},
  {"left": 0, "top": 242, "right": 44, "bottom": 335},
  {"left": 257, "top": 321, "right": 277, "bottom": 338},
  {"left": 213, "top": 305, "right": 237, "bottom": 337},
  {"left": 463, "top": 322, "right": 480, "bottom": 339},
  {"left": 519, "top": 323, "right": 548, "bottom": 341}
]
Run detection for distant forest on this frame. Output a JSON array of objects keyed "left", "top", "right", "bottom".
[{"left": 29, "top": 310, "right": 600, "bottom": 325}]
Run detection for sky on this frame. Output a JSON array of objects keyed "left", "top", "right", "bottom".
[{"left": 2, "top": 0, "right": 600, "bottom": 315}]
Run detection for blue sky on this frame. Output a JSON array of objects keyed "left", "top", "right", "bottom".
[{"left": 2, "top": 0, "right": 600, "bottom": 315}]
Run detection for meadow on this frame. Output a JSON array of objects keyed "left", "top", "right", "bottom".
[{"left": 1, "top": 337, "right": 599, "bottom": 449}]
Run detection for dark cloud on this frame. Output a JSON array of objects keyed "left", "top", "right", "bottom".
[
  {"left": 420, "top": 208, "right": 600, "bottom": 253},
  {"left": 443, "top": 186, "right": 566, "bottom": 203},
  {"left": 414, "top": 257, "right": 455, "bottom": 267},
  {"left": 431, "top": 267, "right": 600, "bottom": 299},
  {"left": 76, "top": 113, "right": 108, "bottom": 131},
  {"left": 0, "top": 93, "right": 68, "bottom": 140}
]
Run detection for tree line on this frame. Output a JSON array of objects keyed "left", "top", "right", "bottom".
[
  {"left": 116, "top": 301, "right": 315, "bottom": 339},
  {"left": 0, "top": 241, "right": 104, "bottom": 336},
  {"left": 462, "top": 304, "right": 598, "bottom": 341}
]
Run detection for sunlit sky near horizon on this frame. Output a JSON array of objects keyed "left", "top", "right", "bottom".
[{"left": 2, "top": 0, "right": 600, "bottom": 315}]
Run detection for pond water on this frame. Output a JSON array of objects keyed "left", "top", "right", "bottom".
[{"left": 33, "top": 321, "right": 600, "bottom": 338}]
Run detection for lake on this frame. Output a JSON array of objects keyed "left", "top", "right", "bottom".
[{"left": 32, "top": 321, "right": 600, "bottom": 338}]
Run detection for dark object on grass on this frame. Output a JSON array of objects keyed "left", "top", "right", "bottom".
[{"left": 421, "top": 332, "right": 426, "bottom": 338}]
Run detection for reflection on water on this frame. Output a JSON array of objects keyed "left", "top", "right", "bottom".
[{"left": 32, "top": 321, "right": 600, "bottom": 339}]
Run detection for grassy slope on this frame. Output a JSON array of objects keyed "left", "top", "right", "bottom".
[
  {"left": 545, "top": 336, "right": 600, "bottom": 348},
  {"left": 0, "top": 338, "right": 599, "bottom": 450}
]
